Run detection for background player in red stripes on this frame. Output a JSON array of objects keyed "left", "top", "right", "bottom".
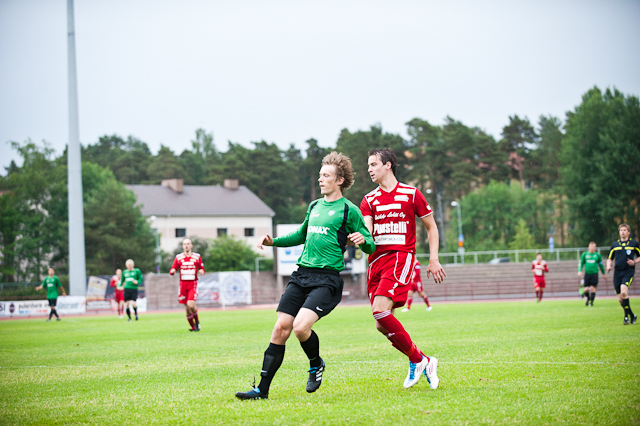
[
  {"left": 401, "top": 260, "right": 432, "bottom": 312},
  {"left": 110, "top": 269, "right": 124, "bottom": 318},
  {"left": 361, "top": 148, "right": 446, "bottom": 391},
  {"left": 170, "top": 238, "right": 205, "bottom": 331},
  {"left": 532, "top": 253, "right": 549, "bottom": 302}
]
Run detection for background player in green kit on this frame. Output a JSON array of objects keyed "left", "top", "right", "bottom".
[
  {"left": 235, "top": 152, "right": 375, "bottom": 400},
  {"left": 606, "top": 223, "right": 640, "bottom": 325},
  {"left": 578, "top": 241, "right": 606, "bottom": 307},
  {"left": 121, "top": 259, "right": 143, "bottom": 321},
  {"left": 35, "top": 267, "right": 66, "bottom": 321}
]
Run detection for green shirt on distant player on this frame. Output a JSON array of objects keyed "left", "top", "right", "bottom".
[
  {"left": 41, "top": 276, "right": 63, "bottom": 299},
  {"left": 273, "top": 197, "right": 375, "bottom": 272},
  {"left": 121, "top": 268, "right": 143, "bottom": 289},
  {"left": 579, "top": 251, "right": 605, "bottom": 275}
]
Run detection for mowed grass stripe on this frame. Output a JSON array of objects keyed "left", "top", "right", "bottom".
[{"left": 1, "top": 299, "right": 639, "bottom": 425}]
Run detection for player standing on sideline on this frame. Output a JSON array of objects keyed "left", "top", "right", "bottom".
[
  {"left": 401, "top": 260, "right": 432, "bottom": 312},
  {"left": 121, "top": 259, "right": 143, "bottom": 322},
  {"left": 532, "top": 253, "right": 548, "bottom": 302},
  {"left": 36, "top": 267, "right": 66, "bottom": 321},
  {"left": 578, "top": 242, "right": 606, "bottom": 307},
  {"left": 606, "top": 224, "right": 639, "bottom": 325},
  {"left": 361, "top": 148, "right": 446, "bottom": 390},
  {"left": 110, "top": 269, "right": 124, "bottom": 318},
  {"left": 170, "top": 238, "right": 205, "bottom": 332},
  {"left": 235, "top": 152, "right": 375, "bottom": 400}
]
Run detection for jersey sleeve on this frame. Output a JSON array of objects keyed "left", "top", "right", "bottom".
[
  {"left": 597, "top": 253, "right": 605, "bottom": 274},
  {"left": 346, "top": 204, "right": 375, "bottom": 255},
  {"left": 413, "top": 189, "right": 433, "bottom": 218},
  {"left": 360, "top": 196, "right": 373, "bottom": 218},
  {"left": 578, "top": 252, "right": 585, "bottom": 272},
  {"left": 272, "top": 204, "right": 311, "bottom": 247},
  {"left": 544, "top": 262, "right": 549, "bottom": 272},
  {"left": 55, "top": 276, "right": 62, "bottom": 287},
  {"left": 172, "top": 256, "right": 180, "bottom": 271},
  {"left": 608, "top": 243, "right": 616, "bottom": 259},
  {"left": 197, "top": 256, "right": 205, "bottom": 273},
  {"left": 136, "top": 269, "right": 143, "bottom": 285}
]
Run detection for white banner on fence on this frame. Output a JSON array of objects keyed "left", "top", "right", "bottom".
[
  {"left": 197, "top": 272, "right": 251, "bottom": 305},
  {"left": 0, "top": 300, "right": 49, "bottom": 316},
  {"left": 56, "top": 296, "right": 86, "bottom": 314}
]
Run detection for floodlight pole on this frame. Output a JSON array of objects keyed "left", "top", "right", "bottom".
[{"left": 67, "top": 0, "right": 87, "bottom": 295}]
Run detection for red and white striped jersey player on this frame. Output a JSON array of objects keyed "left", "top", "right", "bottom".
[
  {"left": 170, "top": 238, "right": 205, "bottom": 331},
  {"left": 531, "top": 253, "right": 549, "bottom": 302},
  {"left": 359, "top": 148, "right": 446, "bottom": 392}
]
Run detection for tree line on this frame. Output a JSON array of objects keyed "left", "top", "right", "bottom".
[{"left": 1, "top": 86, "right": 638, "bottom": 283}]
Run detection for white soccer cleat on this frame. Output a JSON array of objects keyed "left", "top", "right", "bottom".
[
  {"left": 424, "top": 357, "right": 439, "bottom": 389},
  {"left": 426, "top": 306, "right": 433, "bottom": 311},
  {"left": 401, "top": 308, "right": 410, "bottom": 312},
  {"left": 403, "top": 356, "right": 429, "bottom": 388}
]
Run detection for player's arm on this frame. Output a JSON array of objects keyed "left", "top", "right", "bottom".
[
  {"left": 169, "top": 256, "right": 178, "bottom": 275},
  {"left": 632, "top": 245, "right": 640, "bottom": 266},
  {"left": 597, "top": 253, "right": 606, "bottom": 276},
  {"left": 198, "top": 257, "right": 205, "bottom": 275},
  {"left": 606, "top": 245, "right": 615, "bottom": 272},
  {"left": 420, "top": 214, "right": 446, "bottom": 283},
  {"left": 544, "top": 262, "right": 549, "bottom": 273},
  {"left": 270, "top": 206, "right": 311, "bottom": 248},
  {"left": 346, "top": 207, "right": 375, "bottom": 254},
  {"left": 35, "top": 281, "right": 43, "bottom": 291},
  {"left": 56, "top": 277, "right": 66, "bottom": 296},
  {"left": 578, "top": 252, "right": 585, "bottom": 276}
]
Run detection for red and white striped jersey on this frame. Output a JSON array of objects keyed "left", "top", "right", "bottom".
[
  {"left": 172, "top": 252, "right": 204, "bottom": 282},
  {"left": 532, "top": 260, "right": 548, "bottom": 277},
  {"left": 360, "top": 182, "right": 433, "bottom": 263}
]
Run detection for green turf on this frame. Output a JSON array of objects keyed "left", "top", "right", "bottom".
[{"left": 1, "top": 298, "right": 639, "bottom": 425}]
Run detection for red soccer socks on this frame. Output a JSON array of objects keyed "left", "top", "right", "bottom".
[{"left": 373, "top": 310, "right": 423, "bottom": 363}]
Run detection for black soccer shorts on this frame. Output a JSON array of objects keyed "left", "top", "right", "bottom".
[
  {"left": 613, "top": 269, "right": 634, "bottom": 294},
  {"left": 124, "top": 288, "right": 138, "bottom": 302},
  {"left": 277, "top": 268, "right": 344, "bottom": 319},
  {"left": 583, "top": 273, "right": 599, "bottom": 288},
  {"left": 48, "top": 298, "right": 57, "bottom": 307}
]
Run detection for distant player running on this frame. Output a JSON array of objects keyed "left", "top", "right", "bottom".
[
  {"left": 170, "top": 238, "right": 205, "bottom": 332},
  {"left": 532, "top": 253, "right": 548, "bottom": 302},
  {"left": 35, "top": 267, "right": 66, "bottom": 321},
  {"left": 121, "top": 259, "right": 143, "bottom": 321},
  {"left": 361, "top": 148, "right": 445, "bottom": 390},
  {"left": 401, "top": 260, "right": 432, "bottom": 312},
  {"left": 110, "top": 269, "right": 124, "bottom": 318},
  {"left": 235, "top": 152, "right": 375, "bottom": 400},
  {"left": 606, "top": 224, "right": 639, "bottom": 325},
  {"left": 578, "top": 242, "right": 606, "bottom": 307}
]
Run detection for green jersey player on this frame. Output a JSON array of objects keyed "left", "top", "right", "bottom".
[
  {"left": 121, "top": 259, "right": 143, "bottom": 321},
  {"left": 578, "top": 242, "right": 606, "bottom": 306},
  {"left": 235, "top": 152, "right": 375, "bottom": 400},
  {"left": 35, "top": 267, "right": 66, "bottom": 321}
]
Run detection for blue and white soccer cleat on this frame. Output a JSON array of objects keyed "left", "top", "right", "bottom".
[
  {"left": 403, "top": 356, "right": 429, "bottom": 388},
  {"left": 425, "top": 356, "right": 440, "bottom": 389},
  {"left": 235, "top": 388, "right": 268, "bottom": 400},
  {"left": 306, "top": 359, "right": 325, "bottom": 393}
]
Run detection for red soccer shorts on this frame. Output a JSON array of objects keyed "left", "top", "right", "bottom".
[
  {"left": 410, "top": 279, "right": 423, "bottom": 293},
  {"left": 367, "top": 252, "right": 416, "bottom": 309},
  {"left": 114, "top": 289, "right": 124, "bottom": 302},
  {"left": 533, "top": 276, "right": 546, "bottom": 289},
  {"left": 179, "top": 281, "right": 198, "bottom": 304}
]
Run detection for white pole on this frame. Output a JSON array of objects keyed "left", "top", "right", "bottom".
[{"left": 67, "top": 0, "right": 87, "bottom": 295}]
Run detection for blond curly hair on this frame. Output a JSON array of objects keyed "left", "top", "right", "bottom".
[{"left": 321, "top": 151, "right": 354, "bottom": 191}]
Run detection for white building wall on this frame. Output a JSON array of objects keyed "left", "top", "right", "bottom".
[{"left": 148, "top": 215, "right": 273, "bottom": 257}]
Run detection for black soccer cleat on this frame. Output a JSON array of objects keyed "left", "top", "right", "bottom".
[
  {"left": 632, "top": 314, "right": 637, "bottom": 325},
  {"left": 235, "top": 388, "right": 268, "bottom": 400},
  {"left": 195, "top": 323, "right": 201, "bottom": 331},
  {"left": 135, "top": 315, "right": 139, "bottom": 321},
  {"left": 624, "top": 317, "right": 630, "bottom": 325},
  {"left": 306, "top": 359, "right": 325, "bottom": 393},
  {"left": 57, "top": 317, "right": 61, "bottom": 321}
]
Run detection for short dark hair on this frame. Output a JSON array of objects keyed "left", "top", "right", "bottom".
[{"left": 368, "top": 148, "right": 397, "bottom": 175}]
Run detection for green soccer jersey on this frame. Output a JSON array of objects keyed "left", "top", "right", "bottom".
[
  {"left": 579, "top": 251, "right": 605, "bottom": 275},
  {"left": 121, "top": 268, "right": 143, "bottom": 289},
  {"left": 273, "top": 197, "right": 375, "bottom": 272},
  {"left": 41, "top": 276, "right": 62, "bottom": 299}
]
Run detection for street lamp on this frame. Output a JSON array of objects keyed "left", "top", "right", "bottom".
[
  {"left": 451, "top": 201, "right": 464, "bottom": 263},
  {"left": 149, "top": 216, "right": 160, "bottom": 273}
]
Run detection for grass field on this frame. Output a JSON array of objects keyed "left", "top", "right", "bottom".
[{"left": 1, "top": 298, "right": 639, "bottom": 425}]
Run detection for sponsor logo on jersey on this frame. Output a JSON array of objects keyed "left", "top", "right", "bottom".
[
  {"left": 374, "top": 221, "right": 408, "bottom": 235},
  {"left": 311, "top": 213, "right": 320, "bottom": 218},
  {"left": 394, "top": 195, "right": 409, "bottom": 202},
  {"left": 396, "top": 187, "right": 416, "bottom": 195},
  {"left": 308, "top": 226, "right": 330, "bottom": 235},
  {"left": 328, "top": 210, "right": 336, "bottom": 216},
  {"left": 627, "top": 249, "right": 632, "bottom": 255},
  {"left": 374, "top": 235, "right": 406, "bottom": 245}
]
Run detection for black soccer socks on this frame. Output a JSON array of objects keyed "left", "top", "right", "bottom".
[
  {"left": 300, "top": 330, "right": 322, "bottom": 368},
  {"left": 258, "top": 343, "right": 285, "bottom": 396}
]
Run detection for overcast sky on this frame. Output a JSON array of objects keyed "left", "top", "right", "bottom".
[{"left": 1, "top": 0, "right": 639, "bottom": 173}]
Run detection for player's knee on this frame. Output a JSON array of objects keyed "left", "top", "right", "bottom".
[{"left": 374, "top": 320, "right": 387, "bottom": 334}]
